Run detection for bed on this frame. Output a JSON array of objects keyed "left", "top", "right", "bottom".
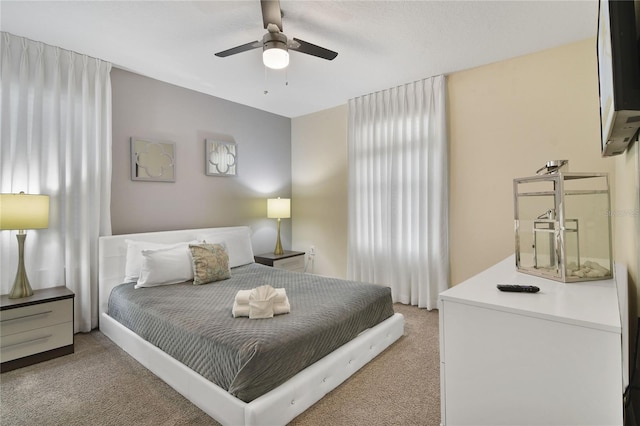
[{"left": 98, "top": 226, "right": 404, "bottom": 426}]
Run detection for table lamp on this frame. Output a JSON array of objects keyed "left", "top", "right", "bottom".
[
  {"left": 267, "top": 197, "right": 290, "bottom": 255},
  {"left": 0, "top": 192, "right": 50, "bottom": 298}
]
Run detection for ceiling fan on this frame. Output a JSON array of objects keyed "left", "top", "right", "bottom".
[{"left": 215, "top": 0, "right": 338, "bottom": 70}]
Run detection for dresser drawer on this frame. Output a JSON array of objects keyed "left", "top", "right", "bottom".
[
  {"left": 0, "top": 299, "right": 73, "bottom": 337},
  {"left": 0, "top": 321, "right": 73, "bottom": 363},
  {"left": 273, "top": 255, "right": 305, "bottom": 272}
]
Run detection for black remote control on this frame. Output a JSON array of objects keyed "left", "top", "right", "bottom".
[{"left": 496, "top": 284, "right": 540, "bottom": 293}]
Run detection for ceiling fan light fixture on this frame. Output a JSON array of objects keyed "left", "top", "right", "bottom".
[
  {"left": 215, "top": 1, "right": 338, "bottom": 69},
  {"left": 262, "top": 32, "right": 289, "bottom": 69},
  {"left": 263, "top": 46, "right": 289, "bottom": 69}
]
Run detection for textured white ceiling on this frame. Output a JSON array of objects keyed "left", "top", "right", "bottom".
[{"left": 1, "top": 0, "right": 598, "bottom": 118}]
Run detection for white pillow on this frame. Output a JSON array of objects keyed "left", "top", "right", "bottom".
[
  {"left": 124, "top": 239, "right": 199, "bottom": 282},
  {"left": 124, "top": 240, "right": 171, "bottom": 282},
  {"left": 197, "top": 229, "right": 254, "bottom": 268},
  {"left": 135, "top": 244, "right": 194, "bottom": 288}
]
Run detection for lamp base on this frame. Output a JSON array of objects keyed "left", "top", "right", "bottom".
[
  {"left": 9, "top": 233, "right": 34, "bottom": 299},
  {"left": 273, "top": 218, "right": 284, "bottom": 256}
]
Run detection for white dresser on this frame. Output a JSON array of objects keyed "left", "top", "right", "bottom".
[
  {"left": 439, "top": 255, "right": 628, "bottom": 426},
  {"left": 1, "top": 286, "right": 75, "bottom": 372}
]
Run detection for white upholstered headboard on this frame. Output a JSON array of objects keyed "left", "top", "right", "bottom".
[{"left": 97, "top": 226, "right": 251, "bottom": 318}]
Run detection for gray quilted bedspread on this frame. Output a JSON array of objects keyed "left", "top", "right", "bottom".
[{"left": 108, "top": 263, "right": 394, "bottom": 402}]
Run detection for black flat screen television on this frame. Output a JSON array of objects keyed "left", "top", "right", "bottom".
[{"left": 597, "top": 0, "right": 640, "bottom": 156}]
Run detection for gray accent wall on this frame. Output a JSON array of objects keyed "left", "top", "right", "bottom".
[{"left": 111, "top": 68, "right": 292, "bottom": 255}]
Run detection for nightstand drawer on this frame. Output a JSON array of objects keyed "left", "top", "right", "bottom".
[
  {"left": 1, "top": 321, "right": 73, "bottom": 363},
  {"left": 1, "top": 287, "right": 75, "bottom": 372},
  {"left": 273, "top": 255, "right": 304, "bottom": 272},
  {"left": 0, "top": 299, "right": 73, "bottom": 337}
]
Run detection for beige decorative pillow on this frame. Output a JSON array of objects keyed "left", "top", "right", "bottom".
[{"left": 188, "top": 243, "right": 231, "bottom": 285}]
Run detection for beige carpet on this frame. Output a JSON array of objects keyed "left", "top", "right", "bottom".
[{"left": 0, "top": 303, "right": 440, "bottom": 426}]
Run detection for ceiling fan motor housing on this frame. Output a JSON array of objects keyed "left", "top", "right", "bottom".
[{"left": 263, "top": 31, "right": 288, "bottom": 52}]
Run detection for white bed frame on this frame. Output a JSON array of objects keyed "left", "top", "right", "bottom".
[{"left": 98, "top": 226, "right": 404, "bottom": 426}]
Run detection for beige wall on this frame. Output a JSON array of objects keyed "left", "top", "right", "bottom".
[
  {"left": 447, "top": 38, "right": 617, "bottom": 284},
  {"left": 291, "top": 104, "right": 348, "bottom": 278},
  {"left": 292, "top": 39, "right": 638, "bottom": 311}
]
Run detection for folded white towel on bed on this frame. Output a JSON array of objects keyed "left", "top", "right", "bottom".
[
  {"left": 248, "top": 285, "right": 277, "bottom": 319},
  {"left": 232, "top": 300, "right": 291, "bottom": 318},
  {"left": 235, "top": 287, "right": 288, "bottom": 304},
  {"left": 232, "top": 285, "right": 291, "bottom": 319}
]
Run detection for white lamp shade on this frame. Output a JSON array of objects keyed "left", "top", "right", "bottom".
[
  {"left": 0, "top": 193, "right": 49, "bottom": 230},
  {"left": 263, "top": 47, "right": 289, "bottom": 70},
  {"left": 267, "top": 198, "right": 291, "bottom": 219}
]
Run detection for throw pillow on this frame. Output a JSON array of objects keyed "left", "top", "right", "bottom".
[{"left": 189, "top": 243, "right": 231, "bottom": 285}]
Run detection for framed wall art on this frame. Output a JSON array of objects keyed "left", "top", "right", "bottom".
[
  {"left": 206, "top": 139, "right": 237, "bottom": 176},
  {"left": 131, "top": 137, "right": 176, "bottom": 182}
]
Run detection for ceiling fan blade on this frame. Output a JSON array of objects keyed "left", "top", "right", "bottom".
[
  {"left": 290, "top": 38, "right": 338, "bottom": 61},
  {"left": 261, "top": 0, "right": 282, "bottom": 32},
  {"left": 215, "top": 41, "right": 261, "bottom": 58}
]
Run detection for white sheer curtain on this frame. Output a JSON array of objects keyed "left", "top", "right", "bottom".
[
  {"left": 0, "top": 32, "right": 112, "bottom": 331},
  {"left": 347, "top": 75, "right": 449, "bottom": 310}
]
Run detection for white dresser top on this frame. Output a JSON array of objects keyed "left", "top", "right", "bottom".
[{"left": 440, "top": 255, "right": 626, "bottom": 333}]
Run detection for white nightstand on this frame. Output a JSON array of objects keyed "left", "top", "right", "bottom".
[
  {"left": 1, "top": 286, "right": 75, "bottom": 372},
  {"left": 254, "top": 251, "right": 305, "bottom": 272}
]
